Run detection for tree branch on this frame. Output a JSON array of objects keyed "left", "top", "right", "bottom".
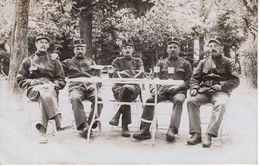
[{"left": 241, "top": 0, "right": 256, "bottom": 15}]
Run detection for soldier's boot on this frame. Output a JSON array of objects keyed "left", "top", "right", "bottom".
[
  {"left": 121, "top": 124, "right": 131, "bottom": 137},
  {"left": 166, "top": 128, "right": 175, "bottom": 142},
  {"left": 133, "top": 128, "right": 151, "bottom": 140},
  {"left": 80, "top": 123, "right": 93, "bottom": 138},
  {"left": 109, "top": 111, "right": 121, "bottom": 126},
  {"left": 187, "top": 133, "right": 202, "bottom": 145},
  {"left": 55, "top": 114, "right": 73, "bottom": 131},
  {"left": 202, "top": 134, "right": 212, "bottom": 148},
  {"left": 173, "top": 127, "right": 178, "bottom": 134}
]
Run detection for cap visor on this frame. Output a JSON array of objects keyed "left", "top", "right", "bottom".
[
  {"left": 75, "top": 44, "right": 86, "bottom": 47},
  {"left": 209, "top": 40, "right": 222, "bottom": 45}
]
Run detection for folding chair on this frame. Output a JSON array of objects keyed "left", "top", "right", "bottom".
[
  {"left": 109, "top": 81, "right": 150, "bottom": 132},
  {"left": 82, "top": 101, "right": 102, "bottom": 134},
  {"left": 110, "top": 93, "right": 144, "bottom": 131},
  {"left": 153, "top": 101, "right": 173, "bottom": 137}
]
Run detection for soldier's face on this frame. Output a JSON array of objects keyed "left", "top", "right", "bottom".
[
  {"left": 122, "top": 45, "right": 134, "bottom": 58},
  {"left": 167, "top": 43, "right": 180, "bottom": 58},
  {"left": 74, "top": 46, "right": 86, "bottom": 59},
  {"left": 208, "top": 42, "right": 223, "bottom": 58},
  {"left": 35, "top": 39, "right": 50, "bottom": 52}
]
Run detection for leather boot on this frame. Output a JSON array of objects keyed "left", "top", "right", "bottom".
[
  {"left": 202, "top": 134, "right": 212, "bottom": 148},
  {"left": 133, "top": 128, "right": 151, "bottom": 140},
  {"left": 55, "top": 114, "right": 63, "bottom": 131},
  {"left": 90, "top": 121, "right": 99, "bottom": 129},
  {"left": 121, "top": 124, "right": 130, "bottom": 137},
  {"left": 166, "top": 128, "right": 175, "bottom": 142},
  {"left": 187, "top": 133, "right": 202, "bottom": 145},
  {"left": 80, "top": 123, "right": 93, "bottom": 138},
  {"left": 109, "top": 112, "right": 121, "bottom": 126},
  {"left": 173, "top": 127, "right": 178, "bottom": 134},
  {"left": 55, "top": 114, "right": 73, "bottom": 131}
]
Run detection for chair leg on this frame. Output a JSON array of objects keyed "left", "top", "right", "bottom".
[
  {"left": 98, "top": 121, "right": 102, "bottom": 134},
  {"left": 155, "top": 118, "right": 159, "bottom": 136},
  {"left": 220, "top": 124, "right": 224, "bottom": 143}
]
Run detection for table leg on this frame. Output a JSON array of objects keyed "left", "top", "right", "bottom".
[
  {"left": 151, "top": 84, "right": 158, "bottom": 145},
  {"left": 87, "top": 82, "right": 100, "bottom": 143}
]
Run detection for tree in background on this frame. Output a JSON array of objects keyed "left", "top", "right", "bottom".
[
  {"left": 0, "top": 0, "right": 257, "bottom": 90},
  {"left": 8, "top": 0, "right": 30, "bottom": 93}
]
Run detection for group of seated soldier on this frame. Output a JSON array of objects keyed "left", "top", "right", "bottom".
[{"left": 16, "top": 35, "right": 239, "bottom": 148}]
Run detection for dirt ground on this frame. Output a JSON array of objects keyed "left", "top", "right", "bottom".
[{"left": 0, "top": 76, "right": 257, "bottom": 164}]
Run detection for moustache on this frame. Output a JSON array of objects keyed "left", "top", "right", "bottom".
[
  {"left": 76, "top": 52, "right": 84, "bottom": 56},
  {"left": 211, "top": 49, "right": 217, "bottom": 53},
  {"left": 169, "top": 50, "right": 177, "bottom": 55}
]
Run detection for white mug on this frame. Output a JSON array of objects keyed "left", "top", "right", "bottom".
[
  {"left": 168, "top": 67, "right": 175, "bottom": 74},
  {"left": 153, "top": 66, "right": 160, "bottom": 73}
]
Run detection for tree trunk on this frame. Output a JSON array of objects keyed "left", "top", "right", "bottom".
[
  {"left": 199, "top": 36, "right": 205, "bottom": 60},
  {"left": 8, "top": 0, "right": 30, "bottom": 94},
  {"left": 79, "top": 0, "right": 93, "bottom": 59}
]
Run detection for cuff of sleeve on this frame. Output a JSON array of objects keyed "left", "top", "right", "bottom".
[
  {"left": 53, "top": 83, "right": 60, "bottom": 90},
  {"left": 191, "top": 85, "right": 200, "bottom": 90}
]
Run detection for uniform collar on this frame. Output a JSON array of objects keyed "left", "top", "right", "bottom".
[
  {"left": 35, "top": 51, "right": 48, "bottom": 57},
  {"left": 210, "top": 54, "right": 223, "bottom": 62},
  {"left": 123, "top": 56, "right": 133, "bottom": 61},
  {"left": 168, "top": 56, "right": 179, "bottom": 62}
]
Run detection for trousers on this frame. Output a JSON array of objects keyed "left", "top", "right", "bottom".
[
  {"left": 187, "top": 92, "right": 229, "bottom": 137},
  {"left": 69, "top": 85, "right": 103, "bottom": 130},
  {"left": 112, "top": 84, "right": 140, "bottom": 125},
  {"left": 140, "top": 92, "right": 186, "bottom": 131},
  {"left": 27, "top": 84, "right": 60, "bottom": 130}
]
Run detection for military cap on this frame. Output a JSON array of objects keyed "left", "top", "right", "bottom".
[
  {"left": 208, "top": 36, "right": 224, "bottom": 45},
  {"left": 121, "top": 39, "right": 134, "bottom": 47},
  {"left": 73, "top": 39, "right": 86, "bottom": 47},
  {"left": 166, "top": 37, "right": 181, "bottom": 46},
  {"left": 35, "top": 35, "right": 50, "bottom": 43}
]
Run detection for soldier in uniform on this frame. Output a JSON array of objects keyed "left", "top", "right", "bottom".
[
  {"left": 62, "top": 39, "right": 103, "bottom": 138},
  {"left": 109, "top": 39, "right": 145, "bottom": 137},
  {"left": 133, "top": 38, "right": 192, "bottom": 142},
  {"left": 17, "top": 35, "right": 66, "bottom": 143},
  {"left": 186, "top": 36, "right": 240, "bottom": 147}
]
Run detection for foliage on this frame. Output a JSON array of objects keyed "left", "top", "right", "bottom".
[
  {"left": 0, "top": 0, "right": 14, "bottom": 37},
  {"left": 0, "top": 0, "right": 258, "bottom": 87},
  {"left": 206, "top": 0, "right": 257, "bottom": 87},
  {"left": 239, "top": 34, "right": 257, "bottom": 88}
]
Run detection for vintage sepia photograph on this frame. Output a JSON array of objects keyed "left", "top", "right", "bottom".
[{"left": 0, "top": 0, "right": 258, "bottom": 164}]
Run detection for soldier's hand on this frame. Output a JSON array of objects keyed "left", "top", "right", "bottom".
[
  {"left": 82, "top": 73, "right": 91, "bottom": 78},
  {"left": 29, "top": 79, "right": 41, "bottom": 86},
  {"left": 168, "top": 85, "right": 179, "bottom": 94},
  {"left": 50, "top": 53, "right": 60, "bottom": 60},
  {"left": 211, "top": 84, "right": 222, "bottom": 91},
  {"left": 190, "top": 89, "right": 198, "bottom": 96}
]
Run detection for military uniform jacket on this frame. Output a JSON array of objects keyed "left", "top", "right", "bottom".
[
  {"left": 190, "top": 55, "right": 240, "bottom": 93},
  {"left": 112, "top": 56, "right": 144, "bottom": 93},
  {"left": 112, "top": 56, "right": 143, "bottom": 71},
  {"left": 17, "top": 52, "right": 66, "bottom": 90},
  {"left": 62, "top": 57, "right": 96, "bottom": 91},
  {"left": 155, "top": 56, "right": 192, "bottom": 95}
]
